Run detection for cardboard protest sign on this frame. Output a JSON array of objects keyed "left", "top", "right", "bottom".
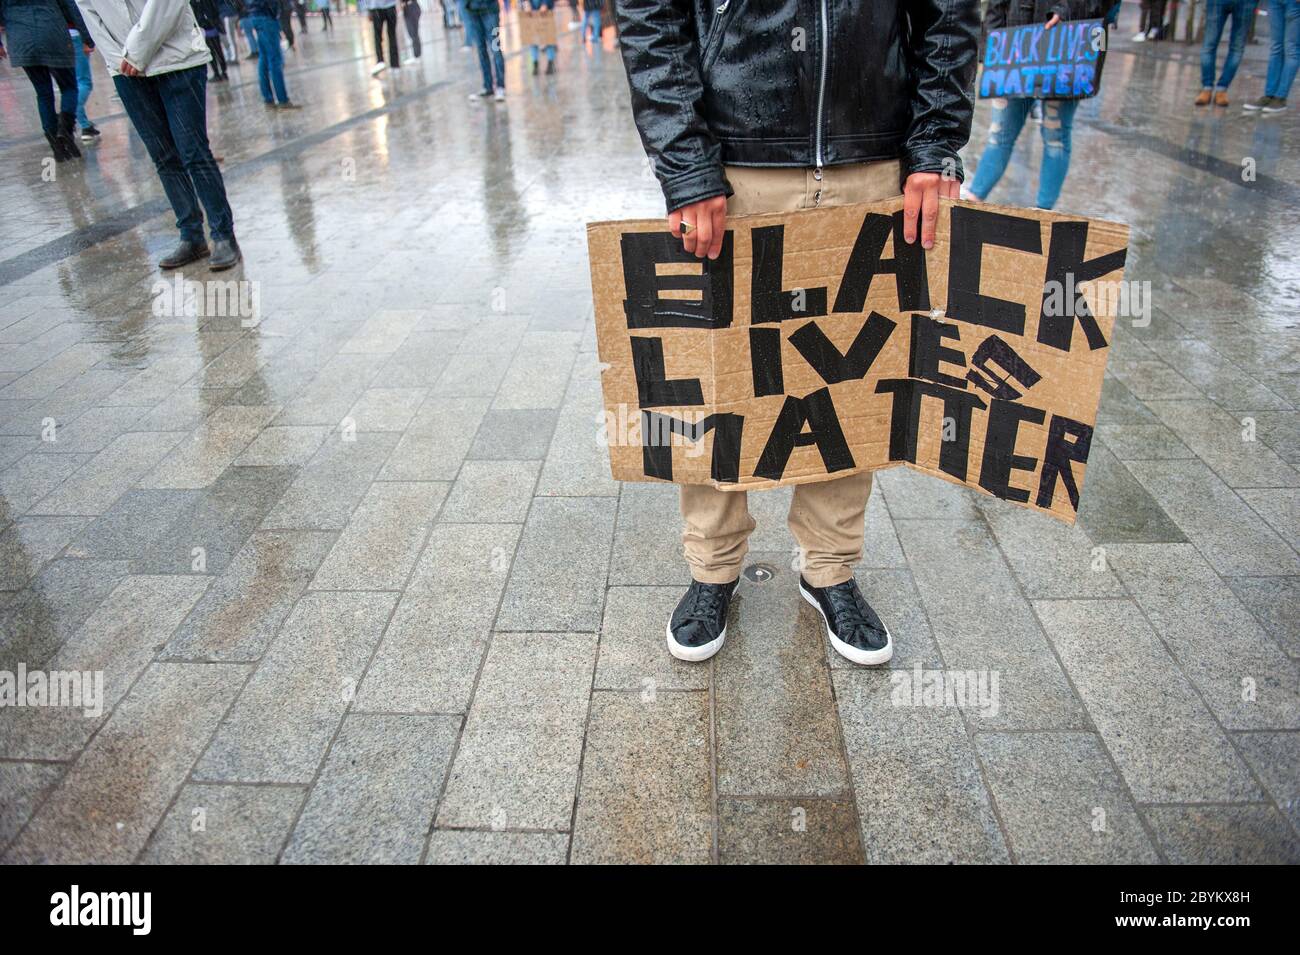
[
  {"left": 980, "top": 18, "right": 1107, "bottom": 99},
  {"left": 518, "top": 8, "right": 559, "bottom": 48},
  {"left": 586, "top": 197, "right": 1129, "bottom": 524}
]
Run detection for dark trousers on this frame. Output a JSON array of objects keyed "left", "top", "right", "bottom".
[
  {"left": 24, "top": 66, "right": 78, "bottom": 134},
  {"left": 321, "top": 7, "right": 333, "bottom": 28},
  {"left": 1139, "top": 0, "right": 1167, "bottom": 32},
  {"left": 280, "top": 7, "right": 296, "bottom": 46},
  {"left": 402, "top": 1, "right": 422, "bottom": 57},
  {"left": 206, "top": 35, "right": 229, "bottom": 77},
  {"left": 371, "top": 7, "right": 400, "bottom": 65},
  {"left": 113, "top": 66, "right": 234, "bottom": 243}
]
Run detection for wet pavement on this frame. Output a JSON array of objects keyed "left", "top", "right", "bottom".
[{"left": 0, "top": 8, "right": 1297, "bottom": 864}]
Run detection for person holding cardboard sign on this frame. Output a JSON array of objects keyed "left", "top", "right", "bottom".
[
  {"left": 614, "top": 0, "right": 979, "bottom": 666},
  {"left": 965, "top": 0, "right": 1104, "bottom": 210}
]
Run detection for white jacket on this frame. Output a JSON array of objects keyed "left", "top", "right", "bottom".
[{"left": 74, "top": 0, "right": 210, "bottom": 77}]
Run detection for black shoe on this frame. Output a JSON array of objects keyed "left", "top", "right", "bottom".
[
  {"left": 276, "top": 100, "right": 303, "bottom": 110},
  {"left": 79, "top": 124, "right": 101, "bottom": 141},
  {"left": 158, "top": 239, "right": 211, "bottom": 270},
  {"left": 667, "top": 579, "right": 738, "bottom": 662},
  {"left": 545, "top": 59, "right": 555, "bottom": 75},
  {"left": 209, "top": 238, "right": 242, "bottom": 271},
  {"left": 246, "top": 52, "right": 259, "bottom": 60},
  {"left": 531, "top": 58, "right": 539, "bottom": 75},
  {"left": 57, "top": 112, "right": 82, "bottom": 159},
  {"left": 45, "top": 131, "right": 72, "bottom": 162},
  {"left": 799, "top": 576, "right": 892, "bottom": 666}
]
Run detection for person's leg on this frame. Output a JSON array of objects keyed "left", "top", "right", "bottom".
[
  {"left": 464, "top": 10, "right": 493, "bottom": 91},
  {"left": 371, "top": 9, "right": 386, "bottom": 62},
  {"left": 1218, "top": 0, "right": 1253, "bottom": 88},
  {"left": 251, "top": 18, "right": 275, "bottom": 101},
  {"left": 72, "top": 39, "right": 94, "bottom": 128},
  {"left": 24, "top": 67, "right": 58, "bottom": 134},
  {"left": 242, "top": 18, "right": 259, "bottom": 57},
  {"left": 52, "top": 67, "right": 79, "bottom": 121},
  {"left": 544, "top": 0, "right": 556, "bottom": 62},
  {"left": 157, "top": 66, "right": 236, "bottom": 242},
  {"left": 113, "top": 73, "right": 205, "bottom": 243},
  {"left": 967, "top": 97, "right": 1030, "bottom": 199},
  {"left": 1035, "top": 98, "right": 1077, "bottom": 210},
  {"left": 485, "top": 8, "right": 506, "bottom": 86},
  {"left": 1273, "top": 0, "right": 1300, "bottom": 99},
  {"left": 403, "top": 2, "right": 422, "bottom": 57},
  {"left": 262, "top": 18, "right": 290, "bottom": 101},
  {"left": 1202, "top": 0, "right": 1229, "bottom": 88},
  {"left": 385, "top": 7, "right": 401, "bottom": 66},
  {"left": 590, "top": 8, "right": 601, "bottom": 40}
]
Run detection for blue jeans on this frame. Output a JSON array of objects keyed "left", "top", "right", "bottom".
[
  {"left": 464, "top": 7, "right": 505, "bottom": 91},
  {"left": 1265, "top": 0, "right": 1300, "bottom": 98},
  {"left": 969, "top": 97, "right": 1078, "bottom": 210},
  {"left": 528, "top": 0, "right": 556, "bottom": 62},
  {"left": 246, "top": 15, "right": 289, "bottom": 103},
  {"left": 112, "top": 66, "right": 235, "bottom": 243},
  {"left": 583, "top": 8, "right": 600, "bottom": 42},
  {"left": 241, "top": 18, "right": 258, "bottom": 54},
  {"left": 1201, "top": 0, "right": 1255, "bottom": 89},
  {"left": 71, "top": 31, "right": 94, "bottom": 128}
]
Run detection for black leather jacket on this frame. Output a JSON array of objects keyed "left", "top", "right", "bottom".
[{"left": 616, "top": 0, "right": 981, "bottom": 212}]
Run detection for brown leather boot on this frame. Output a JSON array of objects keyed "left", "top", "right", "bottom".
[
  {"left": 1195, "top": 88, "right": 1212, "bottom": 106},
  {"left": 1215, "top": 89, "right": 1230, "bottom": 107}
]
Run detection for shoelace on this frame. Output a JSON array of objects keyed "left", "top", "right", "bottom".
[
  {"left": 824, "top": 582, "right": 872, "bottom": 632},
  {"left": 683, "top": 583, "right": 724, "bottom": 623}
]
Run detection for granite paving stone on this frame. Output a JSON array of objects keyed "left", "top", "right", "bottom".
[
  {"left": 139, "top": 783, "right": 307, "bottom": 865},
  {"left": 283, "top": 714, "right": 460, "bottom": 864},
  {"left": 496, "top": 496, "right": 616, "bottom": 631},
  {"left": 310, "top": 481, "right": 448, "bottom": 591},
  {"left": 570, "top": 691, "right": 713, "bottom": 864},
  {"left": 1108, "top": 544, "right": 1300, "bottom": 730},
  {"left": 4, "top": 662, "right": 248, "bottom": 864},
  {"left": 1143, "top": 806, "right": 1300, "bottom": 864},
  {"left": 1034, "top": 599, "right": 1261, "bottom": 803},
  {"left": 424, "top": 830, "right": 570, "bottom": 865},
  {"left": 162, "top": 531, "right": 336, "bottom": 662},
  {"left": 717, "top": 797, "right": 864, "bottom": 864},
  {"left": 975, "top": 732, "right": 1160, "bottom": 863},
  {"left": 193, "top": 592, "right": 396, "bottom": 783},
  {"left": 834, "top": 671, "right": 1009, "bottom": 864},
  {"left": 437, "top": 633, "right": 596, "bottom": 832}
]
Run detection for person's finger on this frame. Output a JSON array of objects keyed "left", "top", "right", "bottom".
[
  {"left": 707, "top": 204, "right": 726, "bottom": 260},
  {"left": 921, "top": 183, "right": 939, "bottom": 250},
  {"left": 668, "top": 209, "right": 683, "bottom": 240},
  {"left": 681, "top": 215, "right": 698, "bottom": 256},
  {"left": 902, "top": 183, "right": 921, "bottom": 244},
  {"left": 941, "top": 178, "right": 961, "bottom": 199},
  {"left": 1046, "top": 15, "right": 1060, "bottom": 28},
  {"left": 692, "top": 214, "right": 713, "bottom": 260}
]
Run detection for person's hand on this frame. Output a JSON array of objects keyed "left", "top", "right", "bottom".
[
  {"left": 902, "top": 172, "right": 959, "bottom": 250},
  {"left": 1045, "top": 14, "right": 1061, "bottom": 28},
  {"left": 119, "top": 59, "right": 141, "bottom": 76},
  {"left": 84, "top": 43, "right": 93, "bottom": 54},
  {"left": 669, "top": 195, "right": 728, "bottom": 260}
]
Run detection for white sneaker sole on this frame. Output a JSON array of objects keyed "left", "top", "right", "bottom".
[
  {"left": 665, "top": 620, "right": 726, "bottom": 662},
  {"left": 799, "top": 582, "right": 893, "bottom": 666},
  {"left": 665, "top": 579, "right": 740, "bottom": 662}
]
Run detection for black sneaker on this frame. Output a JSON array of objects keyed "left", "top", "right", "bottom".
[
  {"left": 545, "top": 59, "right": 555, "bottom": 75},
  {"left": 798, "top": 576, "right": 892, "bottom": 666},
  {"left": 79, "top": 124, "right": 100, "bottom": 141},
  {"left": 531, "top": 57, "right": 539, "bottom": 75},
  {"left": 666, "top": 579, "right": 738, "bottom": 662},
  {"left": 1243, "top": 95, "right": 1272, "bottom": 111},
  {"left": 1262, "top": 97, "right": 1288, "bottom": 114}
]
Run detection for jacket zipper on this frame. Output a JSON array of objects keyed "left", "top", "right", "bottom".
[{"left": 806, "top": 0, "right": 826, "bottom": 200}]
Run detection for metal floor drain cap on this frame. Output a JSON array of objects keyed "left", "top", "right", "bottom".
[{"left": 742, "top": 563, "right": 777, "bottom": 584}]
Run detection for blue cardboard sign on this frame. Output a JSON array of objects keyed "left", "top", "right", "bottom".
[{"left": 980, "top": 18, "right": 1107, "bottom": 99}]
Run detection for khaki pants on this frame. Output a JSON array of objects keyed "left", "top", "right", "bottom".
[{"left": 680, "top": 160, "right": 902, "bottom": 589}]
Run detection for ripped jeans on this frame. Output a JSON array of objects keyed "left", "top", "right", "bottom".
[{"left": 968, "top": 96, "right": 1078, "bottom": 211}]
